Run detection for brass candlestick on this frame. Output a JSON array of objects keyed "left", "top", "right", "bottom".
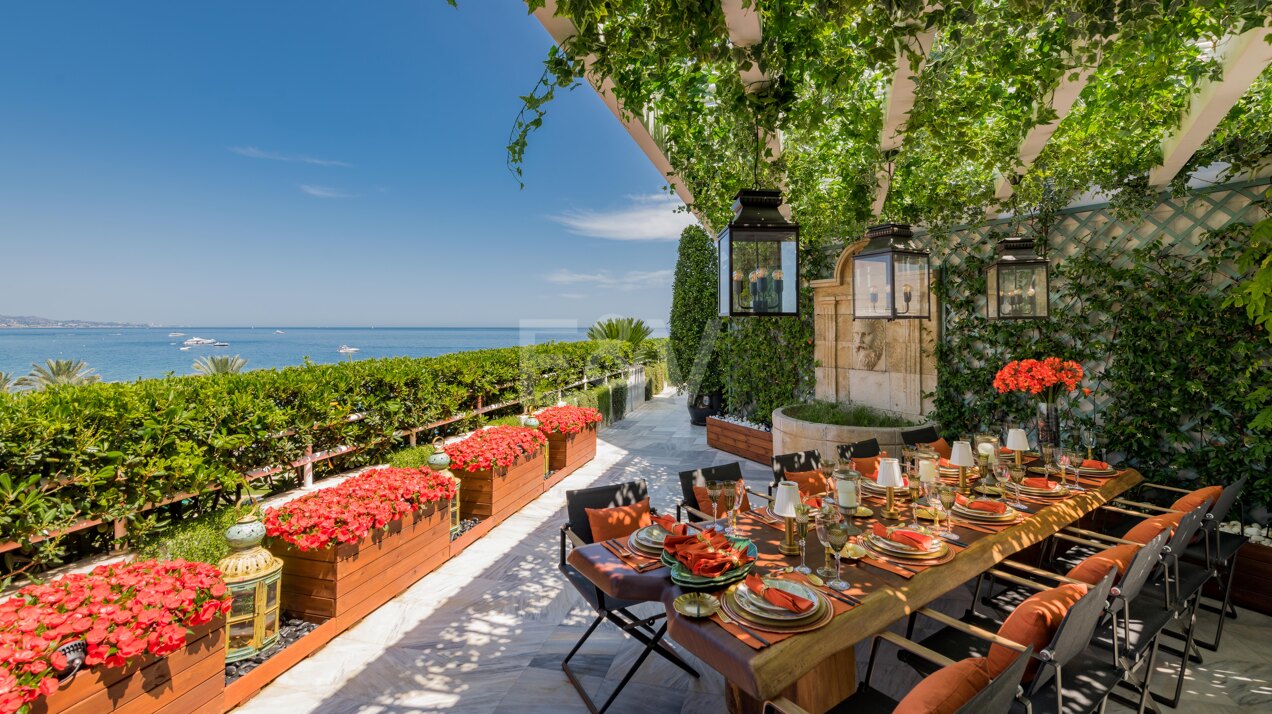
[
  {"left": 958, "top": 466, "right": 970, "bottom": 495},
  {"left": 780, "top": 517, "right": 801, "bottom": 555},
  {"left": 881, "top": 487, "right": 902, "bottom": 520},
  {"left": 1014, "top": 450, "right": 1023, "bottom": 468}
]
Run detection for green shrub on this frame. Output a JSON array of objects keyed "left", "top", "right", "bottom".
[
  {"left": 135, "top": 505, "right": 252, "bottom": 565},
  {"left": 783, "top": 401, "right": 918, "bottom": 428},
  {"left": 644, "top": 362, "right": 667, "bottom": 399},
  {"left": 668, "top": 225, "right": 722, "bottom": 394},
  {"left": 388, "top": 444, "right": 436, "bottom": 469}
]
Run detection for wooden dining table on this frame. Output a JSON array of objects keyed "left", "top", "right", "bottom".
[{"left": 567, "top": 469, "right": 1142, "bottom": 713}]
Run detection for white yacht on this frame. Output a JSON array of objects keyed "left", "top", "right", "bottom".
[
  {"left": 182, "top": 337, "right": 216, "bottom": 346},
  {"left": 274, "top": 329, "right": 285, "bottom": 334},
  {"left": 213, "top": 341, "right": 230, "bottom": 347},
  {"left": 168, "top": 332, "right": 186, "bottom": 337},
  {"left": 179, "top": 346, "right": 191, "bottom": 351},
  {"left": 337, "top": 345, "right": 360, "bottom": 354}
]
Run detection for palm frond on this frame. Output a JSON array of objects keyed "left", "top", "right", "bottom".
[
  {"left": 587, "top": 317, "right": 653, "bottom": 345},
  {"left": 15, "top": 359, "right": 101, "bottom": 389},
  {"left": 193, "top": 355, "right": 249, "bottom": 375}
]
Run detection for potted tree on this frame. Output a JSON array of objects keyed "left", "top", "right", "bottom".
[{"left": 669, "top": 225, "right": 723, "bottom": 425}]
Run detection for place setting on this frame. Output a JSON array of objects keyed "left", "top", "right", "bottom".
[
  {"left": 659, "top": 524, "right": 757, "bottom": 590},
  {"left": 858, "top": 523, "right": 956, "bottom": 578}
]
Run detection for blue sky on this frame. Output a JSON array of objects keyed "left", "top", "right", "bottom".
[{"left": 0, "top": 1, "right": 694, "bottom": 328}]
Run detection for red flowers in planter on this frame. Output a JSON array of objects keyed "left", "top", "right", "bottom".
[
  {"left": 264, "top": 467, "right": 457, "bottom": 552},
  {"left": 444, "top": 425, "right": 547, "bottom": 471},
  {"left": 0, "top": 559, "right": 231, "bottom": 714},
  {"left": 993, "top": 358, "right": 1084, "bottom": 401},
  {"left": 535, "top": 405, "right": 603, "bottom": 435}
]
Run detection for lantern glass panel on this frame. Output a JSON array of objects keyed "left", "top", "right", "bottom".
[
  {"left": 264, "top": 609, "right": 279, "bottom": 640},
  {"left": 719, "top": 230, "right": 733, "bottom": 316},
  {"left": 228, "top": 620, "right": 254, "bottom": 652},
  {"left": 723, "top": 229, "right": 798, "bottom": 316},
  {"left": 992, "top": 262, "right": 1048, "bottom": 318},
  {"left": 894, "top": 253, "right": 930, "bottom": 318},
  {"left": 266, "top": 579, "right": 278, "bottom": 609},
  {"left": 230, "top": 586, "right": 256, "bottom": 618},
  {"left": 853, "top": 253, "right": 893, "bottom": 318}
]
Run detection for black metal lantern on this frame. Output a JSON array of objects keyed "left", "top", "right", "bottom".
[
  {"left": 718, "top": 188, "right": 799, "bottom": 317},
  {"left": 986, "top": 238, "right": 1049, "bottom": 319},
  {"left": 851, "top": 223, "right": 931, "bottom": 320}
]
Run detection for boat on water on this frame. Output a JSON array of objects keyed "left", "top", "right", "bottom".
[
  {"left": 213, "top": 342, "right": 230, "bottom": 347},
  {"left": 337, "top": 345, "right": 360, "bottom": 354},
  {"left": 168, "top": 332, "right": 186, "bottom": 337},
  {"left": 274, "top": 329, "right": 285, "bottom": 334},
  {"left": 182, "top": 337, "right": 216, "bottom": 346},
  {"left": 179, "top": 346, "right": 191, "bottom": 351}
]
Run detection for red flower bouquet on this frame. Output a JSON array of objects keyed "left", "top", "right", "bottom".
[
  {"left": 264, "top": 467, "right": 457, "bottom": 551},
  {"left": 0, "top": 560, "right": 231, "bottom": 714},
  {"left": 444, "top": 425, "right": 547, "bottom": 472},
  {"left": 535, "top": 405, "right": 602, "bottom": 435},
  {"left": 993, "top": 358, "right": 1084, "bottom": 402}
]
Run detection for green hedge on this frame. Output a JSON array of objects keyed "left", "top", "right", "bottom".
[
  {"left": 0, "top": 339, "right": 661, "bottom": 564},
  {"left": 644, "top": 363, "right": 667, "bottom": 399}
]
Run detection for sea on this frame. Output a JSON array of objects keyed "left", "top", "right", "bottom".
[{"left": 0, "top": 326, "right": 662, "bottom": 383}]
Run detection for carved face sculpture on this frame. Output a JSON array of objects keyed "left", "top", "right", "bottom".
[{"left": 855, "top": 321, "right": 886, "bottom": 371}]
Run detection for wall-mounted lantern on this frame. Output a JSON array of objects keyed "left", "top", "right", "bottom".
[
  {"left": 986, "top": 238, "right": 1049, "bottom": 320},
  {"left": 718, "top": 189, "right": 799, "bottom": 317},
  {"left": 852, "top": 223, "right": 931, "bottom": 320}
]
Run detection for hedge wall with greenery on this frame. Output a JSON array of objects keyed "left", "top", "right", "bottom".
[{"left": 0, "top": 339, "right": 661, "bottom": 569}]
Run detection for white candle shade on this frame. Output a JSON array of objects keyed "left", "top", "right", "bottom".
[
  {"left": 918, "top": 459, "right": 938, "bottom": 483},
  {"left": 977, "top": 442, "right": 995, "bottom": 455},
  {"left": 876, "top": 458, "right": 906, "bottom": 488},
  {"left": 836, "top": 477, "right": 858, "bottom": 508},
  {"left": 772, "top": 481, "right": 801, "bottom": 518},
  {"left": 1006, "top": 428, "right": 1031, "bottom": 452},
  {"left": 949, "top": 441, "right": 976, "bottom": 468}
]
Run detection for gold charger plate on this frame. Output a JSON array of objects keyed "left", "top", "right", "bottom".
[
  {"left": 720, "top": 586, "right": 835, "bottom": 634},
  {"left": 951, "top": 503, "right": 1017, "bottom": 522},
  {"left": 862, "top": 542, "right": 957, "bottom": 567},
  {"left": 867, "top": 534, "right": 949, "bottom": 559}
]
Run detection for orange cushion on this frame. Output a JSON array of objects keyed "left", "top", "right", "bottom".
[
  {"left": 783, "top": 470, "right": 824, "bottom": 498},
  {"left": 693, "top": 485, "right": 752, "bottom": 517},
  {"left": 853, "top": 456, "right": 881, "bottom": 478},
  {"left": 1125, "top": 512, "right": 1184, "bottom": 545},
  {"left": 989, "top": 583, "right": 1086, "bottom": 681},
  {"left": 586, "top": 497, "right": 652, "bottom": 542},
  {"left": 1170, "top": 485, "right": 1222, "bottom": 514},
  {"left": 895, "top": 656, "right": 992, "bottom": 714},
  {"left": 1066, "top": 543, "right": 1139, "bottom": 586},
  {"left": 926, "top": 437, "right": 952, "bottom": 460}
]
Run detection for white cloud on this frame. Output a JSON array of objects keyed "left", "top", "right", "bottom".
[
  {"left": 549, "top": 194, "right": 696, "bottom": 241},
  {"left": 230, "top": 146, "right": 351, "bottom": 168},
  {"left": 299, "top": 184, "right": 353, "bottom": 198},
  {"left": 546, "top": 269, "right": 673, "bottom": 291}
]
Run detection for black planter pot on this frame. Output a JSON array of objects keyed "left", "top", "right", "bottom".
[{"left": 687, "top": 391, "right": 722, "bottom": 426}]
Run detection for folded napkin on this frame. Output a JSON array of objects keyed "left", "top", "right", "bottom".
[
  {"left": 1081, "top": 459, "right": 1111, "bottom": 470},
  {"left": 1022, "top": 477, "right": 1059, "bottom": 491},
  {"left": 872, "top": 522, "right": 934, "bottom": 550},
  {"left": 939, "top": 457, "right": 954, "bottom": 468},
  {"left": 664, "top": 532, "right": 751, "bottom": 577},
  {"left": 651, "top": 513, "right": 689, "bottom": 536},
  {"left": 745, "top": 574, "right": 815, "bottom": 614},
  {"left": 955, "top": 493, "right": 1008, "bottom": 514},
  {"left": 801, "top": 493, "right": 822, "bottom": 509}
]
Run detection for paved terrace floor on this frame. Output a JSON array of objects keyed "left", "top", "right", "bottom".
[{"left": 238, "top": 391, "right": 1272, "bottom": 713}]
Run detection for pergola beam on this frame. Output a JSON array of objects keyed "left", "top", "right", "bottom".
[
  {"left": 721, "top": 0, "right": 767, "bottom": 92},
  {"left": 994, "top": 65, "right": 1095, "bottom": 201},
  {"left": 531, "top": 1, "right": 696, "bottom": 207},
  {"left": 1149, "top": 27, "right": 1272, "bottom": 187},
  {"left": 873, "top": 26, "right": 938, "bottom": 216}
]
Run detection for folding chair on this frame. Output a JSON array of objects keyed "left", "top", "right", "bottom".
[
  {"left": 769, "top": 449, "right": 820, "bottom": 497},
  {"left": 675, "top": 462, "right": 762, "bottom": 522},
  {"left": 837, "top": 438, "right": 881, "bottom": 461},
  {"left": 558, "top": 480, "right": 699, "bottom": 712},
  {"left": 901, "top": 425, "right": 940, "bottom": 447}
]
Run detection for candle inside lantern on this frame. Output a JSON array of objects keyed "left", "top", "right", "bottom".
[
  {"left": 918, "top": 459, "right": 938, "bottom": 482},
  {"left": 836, "top": 476, "right": 858, "bottom": 508}
]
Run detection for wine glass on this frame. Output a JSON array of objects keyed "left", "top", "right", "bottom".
[
  {"left": 1006, "top": 466, "right": 1027, "bottom": 508},
  {"left": 907, "top": 481, "right": 925, "bottom": 528},
  {"left": 937, "top": 485, "right": 959, "bottom": 541},
  {"left": 820, "top": 453, "right": 839, "bottom": 495},
  {"left": 815, "top": 517, "right": 836, "bottom": 579},
  {"left": 706, "top": 480, "right": 723, "bottom": 519},
  {"left": 794, "top": 504, "right": 812, "bottom": 575},
  {"left": 1057, "top": 448, "right": 1083, "bottom": 492},
  {"left": 826, "top": 523, "right": 850, "bottom": 591},
  {"left": 720, "top": 487, "right": 737, "bottom": 535},
  {"left": 1081, "top": 428, "right": 1098, "bottom": 461}
]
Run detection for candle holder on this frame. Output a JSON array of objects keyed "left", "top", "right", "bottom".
[
  {"left": 882, "top": 487, "right": 902, "bottom": 520},
  {"left": 780, "top": 517, "right": 801, "bottom": 555}
]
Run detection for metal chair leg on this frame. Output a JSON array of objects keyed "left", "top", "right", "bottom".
[
  {"left": 1154, "top": 597, "right": 1199, "bottom": 708},
  {"left": 593, "top": 622, "right": 669, "bottom": 714},
  {"left": 1197, "top": 559, "right": 1238, "bottom": 651}
]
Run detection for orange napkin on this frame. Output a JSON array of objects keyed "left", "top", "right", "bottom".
[
  {"left": 651, "top": 513, "right": 689, "bottom": 536},
  {"left": 872, "top": 522, "right": 934, "bottom": 550},
  {"left": 664, "top": 532, "right": 751, "bottom": 577},
  {"left": 745, "top": 574, "right": 814, "bottom": 614},
  {"left": 1022, "top": 477, "right": 1058, "bottom": 491},
  {"left": 955, "top": 493, "right": 1007, "bottom": 514},
  {"left": 801, "top": 493, "right": 822, "bottom": 509},
  {"left": 938, "top": 457, "right": 954, "bottom": 468},
  {"left": 1081, "top": 459, "right": 1111, "bottom": 470}
]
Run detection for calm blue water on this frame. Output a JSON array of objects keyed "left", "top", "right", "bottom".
[{"left": 0, "top": 327, "right": 623, "bottom": 382}]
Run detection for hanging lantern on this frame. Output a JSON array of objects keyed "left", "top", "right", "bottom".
[
  {"left": 852, "top": 223, "right": 931, "bottom": 320},
  {"left": 986, "top": 238, "right": 1049, "bottom": 319},
  {"left": 218, "top": 513, "right": 283, "bottom": 663},
  {"left": 429, "top": 437, "right": 461, "bottom": 537},
  {"left": 718, "top": 188, "right": 800, "bottom": 317}
]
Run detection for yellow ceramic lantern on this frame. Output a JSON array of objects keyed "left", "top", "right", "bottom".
[
  {"left": 429, "top": 437, "right": 461, "bottom": 536},
  {"left": 217, "top": 513, "right": 283, "bottom": 663}
]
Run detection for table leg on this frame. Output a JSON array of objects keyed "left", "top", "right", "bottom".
[{"left": 725, "top": 647, "right": 856, "bottom": 714}]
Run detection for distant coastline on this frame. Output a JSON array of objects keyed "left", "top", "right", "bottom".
[{"left": 0, "top": 315, "right": 148, "bottom": 329}]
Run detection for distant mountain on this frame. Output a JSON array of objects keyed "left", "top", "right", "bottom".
[{"left": 0, "top": 314, "right": 148, "bottom": 329}]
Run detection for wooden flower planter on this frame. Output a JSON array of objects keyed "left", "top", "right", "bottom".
[
  {"left": 1214, "top": 540, "right": 1272, "bottom": 616},
  {"left": 544, "top": 425, "right": 597, "bottom": 490},
  {"left": 454, "top": 448, "right": 546, "bottom": 523},
  {"left": 706, "top": 416, "right": 773, "bottom": 465},
  {"left": 34, "top": 617, "right": 225, "bottom": 714},
  {"left": 269, "top": 501, "right": 451, "bottom": 628}
]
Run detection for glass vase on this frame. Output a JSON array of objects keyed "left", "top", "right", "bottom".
[{"left": 1037, "top": 401, "right": 1061, "bottom": 448}]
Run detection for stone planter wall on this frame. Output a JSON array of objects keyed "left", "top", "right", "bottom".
[
  {"left": 270, "top": 502, "right": 451, "bottom": 627},
  {"left": 771, "top": 406, "right": 932, "bottom": 460},
  {"left": 706, "top": 417, "right": 773, "bottom": 465},
  {"left": 1220, "top": 540, "right": 1272, "bottom": 616},
  {"left": 36, "top": 617, "right": 225, "bottom": 714},
  {"left": 544, "top": 426, "right": 597, "bottom": 490},
  {"left": 455, "top": 449, "right": 546, "bottom": 523}
]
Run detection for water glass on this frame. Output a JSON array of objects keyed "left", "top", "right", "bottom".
[
  {"left": 794, "top": 505, "right": 811, "bottom": 575},
  {"left": 826, "top": 524, "right": 850, "bottom": 591},
  {"left": 815, "top": 519, "right": 835, "bottom": 579},
  {"left": 937, "top": 485, "right": 959, "bottom": 540}
]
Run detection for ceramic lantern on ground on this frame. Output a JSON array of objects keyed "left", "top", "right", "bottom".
[
  {"left": 718, "top": 188, "right": 800, "bottom": 317},
  {"left": 429, "top": 437, "right": 461, "bottom": 537},
  {"left": 218, "top": 513, "right": 284, "bottom": 663}
]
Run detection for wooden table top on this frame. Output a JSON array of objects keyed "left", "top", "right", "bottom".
[{"left": 567, "top": 469, "right": 1142, "bottom": 702}]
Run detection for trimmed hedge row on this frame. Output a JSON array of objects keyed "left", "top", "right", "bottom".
[{"left": 0, "top": 339, "right": 664, "bottom": 563}]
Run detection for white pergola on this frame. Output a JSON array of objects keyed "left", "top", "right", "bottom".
[{"left": 532, "top": 2, "right": 1272, "bottom": 219}]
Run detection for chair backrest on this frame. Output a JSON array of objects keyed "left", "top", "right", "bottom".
[
  {"left": 901, "top": 426, "right": 940, "bottom": 447},
  {"left": 1115, "top": 530, "right": 1170, "bottom": 606},
  {"left": 678, "top": 463, "right": 743, "bottom": 519},
  {"left": 565, "top": 479, "right": 649, "bottom": 544},
  {"left": 771, "top": 450, "right": 819, "bottom": 484},
  {"left": 1205, "top": 476, "right": 1247, "bottom": 532},
  {"left": 956, "top": 645, "right": 1035, "bottom": 714},
  {"left": 837, "top": 438, "right": 881, "bottom": 461},
  {"left": 1164, "top": 504, "right": 1207, "bottom": 561},
  {"left": 1028, "top": 570, "right": 1116, "bottom": 696}
]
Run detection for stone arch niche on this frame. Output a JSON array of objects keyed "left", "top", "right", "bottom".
[{"left": 809, "top": 240, "right": 937, "bottom": 422}]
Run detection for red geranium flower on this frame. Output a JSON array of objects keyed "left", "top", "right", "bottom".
[
  {"left": 444, "top": 426, "right": 547, "bottom": 471},
  {"left": 534, "top": 406, "right": 603, "bottom": 435}
]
